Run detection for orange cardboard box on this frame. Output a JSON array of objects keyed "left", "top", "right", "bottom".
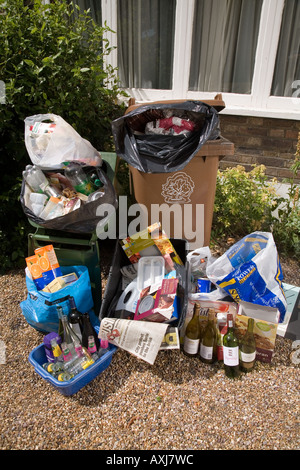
[
  {"left": 34, "top": 245, "right": 62, "bottom": 285},
  {"left": 26, "top": 255, "right": 45, "bottom": 290}
]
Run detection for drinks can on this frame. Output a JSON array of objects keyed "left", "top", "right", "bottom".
[{"left": 197, "top": 278, "right": 211, "bottom": 293}]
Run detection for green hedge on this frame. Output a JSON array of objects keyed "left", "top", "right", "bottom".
[{"left": 0, "top": 0, "right": 126, "bottom": 272}]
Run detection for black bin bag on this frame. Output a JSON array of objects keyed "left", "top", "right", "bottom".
[
  {"left": 20, "top": 165, "right": 118, "bottom": 234},
  {"left": 111, "top": 101, "right": 220, "bottom": 174}
]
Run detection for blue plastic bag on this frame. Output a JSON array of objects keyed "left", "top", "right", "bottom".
[
  {"left": 20, "top": 265, "right": 99, "bottom": 333},
  {"left": 206, "top": 232, "right": 287, "bottom": 322}
]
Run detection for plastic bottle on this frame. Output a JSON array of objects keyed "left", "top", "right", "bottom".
[
  {"left": 39, "top": 197, "right": 62, "bottom": 220},
  {"left": 23, "top": 165, "right": 49, "bottom": 193},
  {"left": 29, "top": 193, "right": 48, "bottom": 217},
  {"left": 98, "top": 338, "right": 109, "bottom": 358},
  {"left": 64, "top": 163, "right": 95, "bottom": 196},
  {"left": 23, "top": 165, "right": 61, "bottom": 198}
]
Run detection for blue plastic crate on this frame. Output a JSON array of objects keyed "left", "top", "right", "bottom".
[{"left": 28, "top": 342, "right": 117, "bottom": 396}]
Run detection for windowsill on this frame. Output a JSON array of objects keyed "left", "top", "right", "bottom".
[{"left": 220, "top": 106, "right": 300, "bottom": 121}]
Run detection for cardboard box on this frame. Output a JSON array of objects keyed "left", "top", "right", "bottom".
[
  {"left": 134, "top": 278, "right": 179, "bottom": 322},
  {"left": 99, "top": 239, "right": 188, "bottom": 330},
  {"left": 120, "top": 222, "right": 183, "bottom": 271},
  {"left": 236, "top": 302, "right": 279, "bottom": 363}
]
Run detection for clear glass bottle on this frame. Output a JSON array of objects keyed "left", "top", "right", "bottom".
[
  {"left": 183, "top": 303, "right": 201, "bottom": 357},
  {"left": 57, "top": 306, "right": 81, "bottom": 354},
  {"left": 50, "top": 338, "right": 64, "bottom": 363},
  {"left": 239, "top": 317, "right": 256, "bottom": 372},
  {"left": 223, "top": 314, "right": 240, "bottom": 379},
  {"left": 200, "top": 308, "right": 217, "bottom": 364}
]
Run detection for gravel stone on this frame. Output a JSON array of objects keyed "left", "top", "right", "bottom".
[{"left": 0, "top": 240, "right": 299, "bottom": 450}]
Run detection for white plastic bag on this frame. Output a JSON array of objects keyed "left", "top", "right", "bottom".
[
  {"left": 206, "top": 232, "right": 287, "bottom": 322},
  {"left": 24, "top": 114, "right": 102, "bottom": 169}
]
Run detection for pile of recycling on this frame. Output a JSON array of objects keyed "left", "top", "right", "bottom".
[{"left": 18, "top": 110, "right": 291, "bottom": 395}]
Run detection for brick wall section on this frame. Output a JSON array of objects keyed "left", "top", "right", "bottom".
[{"left": 218, "top": 115, "right": 300, "bottom": 183}]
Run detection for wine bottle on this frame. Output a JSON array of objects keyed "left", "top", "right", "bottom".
[
  {"left": 58, "top": 306, "right": 81, "bottom": 354},
  {"left": 223, "top": 314, "right": 240, "bottom": 379},
  {"left": 200, "top": 308, "right": 217, "bottom": 364},
  {"left": 81, "top": 312, "right": 100, "bottom": 351},
  {"left": 183, "top": 303, "right": 201, "bottom": 357},
  {"left": 68, "top": 296, "right": 83, "bottom": 341},
  {"left": 239, "top": 317, "right": 256, "bottom": 372}
]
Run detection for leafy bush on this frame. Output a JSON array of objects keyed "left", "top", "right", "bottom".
[
  {"left": 212, "top": 164, "right": 279, "bottom": 240},
  {"left": 272, "top": 133, "right": 300, "bottom": 257},
  {"left": 0, "top": 0, "right": 126, "bottom": 272}
]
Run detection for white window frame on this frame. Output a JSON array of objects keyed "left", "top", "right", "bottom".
[{"left": 102, "top": 0, "right": 300, "bottom": 120}]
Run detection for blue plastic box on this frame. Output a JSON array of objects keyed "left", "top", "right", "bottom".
[{"left": 28, "top": 342, "right": 117, "bottom": 396}]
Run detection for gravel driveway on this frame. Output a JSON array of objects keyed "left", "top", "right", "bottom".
[{"left": 0, "top": 240, "right": 299, "bottom": 451}]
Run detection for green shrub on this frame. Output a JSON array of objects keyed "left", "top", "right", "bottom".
[
  {"left": 272, "top": 133, "right": 300, "bottom": 256},
  {"left": 212, "top": 164, "right": 279, "bottom": 241},
  {"left": 0, "top": 0, "right": 126, "bottom": 272}
]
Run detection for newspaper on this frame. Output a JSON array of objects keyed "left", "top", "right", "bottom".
[{"left": 99, "top": 317, "right": 169, "bottom": 364}]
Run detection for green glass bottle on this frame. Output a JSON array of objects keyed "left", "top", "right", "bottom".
[
  {"left": 239, "top": 317, "right": 256, "bottom": 372},
  {"left": 183, "top": 303, "right": 201, "bottom": 357},
  {"left": 223, "top": 314, "right": 240, "bottom": 379},
  {"left": 200, "top": 308, "right": 217, "bottom": 364}
]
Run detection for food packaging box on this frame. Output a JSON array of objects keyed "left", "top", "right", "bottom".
[
  {"left": 134, "top": 278, "right": 179, "bottom": 322},
  {"left": 99, "top": 238, "right": 188, "bottom": 330},
  {"left": 120, "top": 222, "right": 184, "bottom": 271},
  {"left": 34, "top": 244, "right": 62, "bottom": 285},
  {"left": 28, "top": 327, "right": 117, "bottom": 396},
  {"left": 236, "top": 305, "right": 279, "bottom": 363}
]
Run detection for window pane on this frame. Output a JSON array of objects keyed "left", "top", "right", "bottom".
[
  {"left": 73, "top": 0, "right": 102, "bottom": 24},
  {"left": 117, "top": 0, "right": 176, "bottom": 89},
  {"left": 189, "top": 0, "right": 262, "bottom": 94},
  {"left": 271, "top": 0, "right": 300, "bottom": 97}
]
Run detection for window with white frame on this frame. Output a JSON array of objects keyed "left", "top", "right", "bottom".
[{"left": 80, "top": 0, "right": 300, "bottom": 119}]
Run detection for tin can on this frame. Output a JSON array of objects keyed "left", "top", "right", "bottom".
[{"left": 197, "top": 278, "right": 211, "bottom": 293}]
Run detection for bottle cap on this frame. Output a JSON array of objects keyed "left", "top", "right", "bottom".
[{"left": 100, "top": 339, "right": 109, "bottom": 349}]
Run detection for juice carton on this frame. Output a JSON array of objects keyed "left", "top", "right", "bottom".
[
  {"left": 26, "top": 255, "right": 45, "bottom": 290},
  {"left": 34, "top": 245, "right": 62, "bottom": 286}
]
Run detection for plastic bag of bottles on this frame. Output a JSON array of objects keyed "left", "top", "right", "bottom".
[
  {"left": 24, "top": 113, "right": 102, "bottom": 169},
  {"left": 20, "top": 265, "right": 99, "bottom": 333},
  {"left": 20, "top": 163, "right": 118, "bottom": 233}
]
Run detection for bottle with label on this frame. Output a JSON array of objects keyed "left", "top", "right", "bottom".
[
  {"left": 183, "top": 303, "right": 201, "bottom": 357},
  {"left": 239, "top": 317, "right": 256, "bottom": 373},
  {"left": 200, "top": 308, "right": 217, "bottom": 364},
  {"left": 64, "top": 163, "right": 95, "bottom": 196},
  {"left": 81, "top": 312, "right": 100, "bottom": 351},
  {"left": 223, "top": 314, "right": 240, "bottom": 379},
  {"left": 68, "top": 296, "right": 83, "bottom": 341},
  {"left": 23, "top": 165, "right": 50, "bottom": 193},
  {"left": 50, "top": 338, "right": 64, "bottom": 363},
  {"left": 57, "top": 306, "right": 81, "bottom": 354}
]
